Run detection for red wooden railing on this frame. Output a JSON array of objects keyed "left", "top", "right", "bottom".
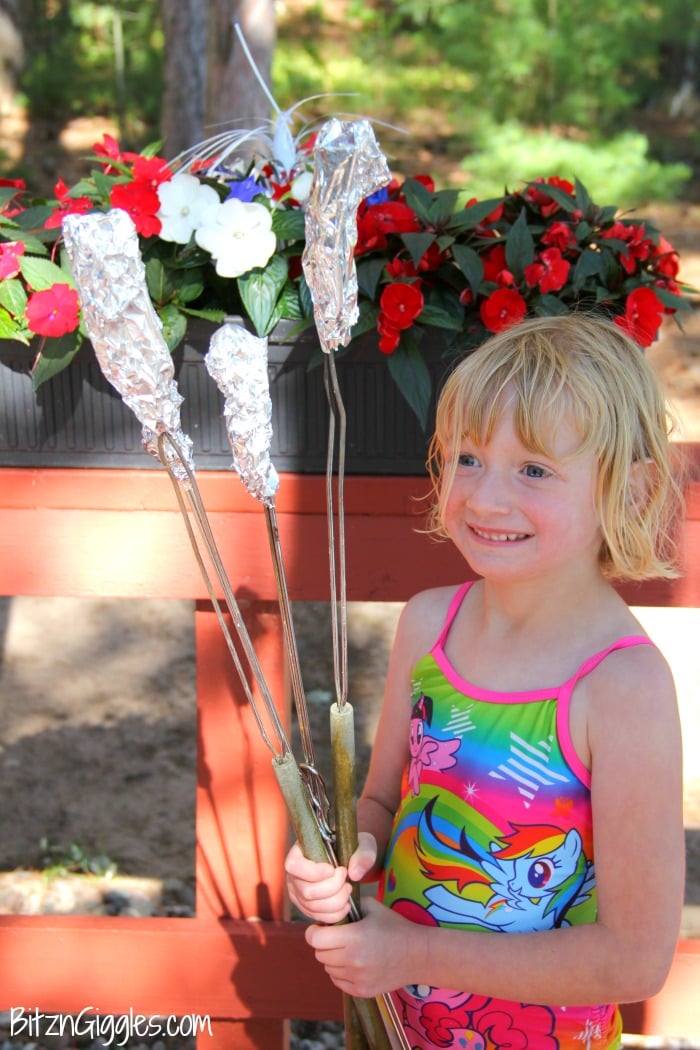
[{"left": 0, "top": 458, "right": 698, "bottom": 1049}]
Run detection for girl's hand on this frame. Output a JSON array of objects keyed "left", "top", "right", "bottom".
[
  {"left": 284, "top": 833, "right": 378, "bottom": 925},
  {"left": 305, "top": 896, "right": 416, "bottom": 998}
]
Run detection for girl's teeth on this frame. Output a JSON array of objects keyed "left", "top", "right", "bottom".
[{"left": 472, "top": 527, "right": 527, "bottom": 542}]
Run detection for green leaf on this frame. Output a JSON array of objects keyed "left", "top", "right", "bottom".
[
  {"left": 573, "top": 178, "right": 592, "bottom": 213},
  {"left": 237, "top": 254, "right": 288, "bottom": 335},
  {"left": 386, "top": 339, "right": 432, "bottom": 431},
  {"left": 535, "top": 294, "right": 572, "bottom": 317},
  {"left": 357, "top": 256, "right": 387, "bottom": 300},
  {"left": 272, "top": 208, "right": 306, "bottom": 241},
  {"left": 174, "top": 268, "right": 205, "bottom": 304},
  {"left": 451, "top": 243, "right": 484, "bottom": 295},
  {"left": 20, "top": 255, "right": 75, "bottom": 291},
  {"left": 573, "top": 247, "right": 605, "bottom": 285},
  {"left": 0, "top": 277, "right": 28, "bottom": 318},
  {"left": 417, "top": 304, "right": 463, "bottom": 330},
  {"left": 351, "top": 302, "right": 380, "bottom": 341},
  {"left": 0, "top": 305, "right": 30, "bottom": 342},
  {"left": 400, "top": 178, "right": 434, "bottom": 223},
  {"left": 180, "top": 306, "right": 227, "bottom": 323},
  {"left": 145, "top": 256, "right": 176, "bottom": 304},
  {"left": 298, "top": 274, "right": 314, "bottom": 319},
  {"left": 447, "top": 198, "right": 503, "bottom": 232},
  {"left": 401, "top": 231, "right": 437, "bottom": 267},
  {"left": 158, "top": 305, "right": 188, "bottom": 350},
  {"left": 525, "top": 181, "right": 577, "bottom": 214},
  {"left": 277, "top": 280, "right": 305, "bottom": 320},
  {"left": 505, "top": 209, "right": 534, "bottom": 278},
  {"left": 31, "top": 332, "right": 83, "bottom": 390}
]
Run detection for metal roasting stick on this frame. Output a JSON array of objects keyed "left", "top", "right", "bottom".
[
  {"left": 302, "top": 121, "right": 411, "bottom": 1050},
  {"left": 204, "top": 321, "right": 408, "bottom": 1050}
]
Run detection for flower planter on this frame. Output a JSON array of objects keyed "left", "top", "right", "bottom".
[{"left": 0, "top": 321, "right": 445, "bottom": 475}]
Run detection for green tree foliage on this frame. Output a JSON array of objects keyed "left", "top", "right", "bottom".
[
  {"left": 348, "top": 0, "right": 694, "bottom": 133},
  {"left": 17, "top": 1, "right": 162, "bottom": 141}
]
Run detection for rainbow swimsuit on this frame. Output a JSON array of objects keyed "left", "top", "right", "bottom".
[{"left": 378, "top": 582, "right": 651, "bottom": 1050}]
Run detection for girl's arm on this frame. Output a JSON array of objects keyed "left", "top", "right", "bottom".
[
  {"left": 305, "top": 641, "right": 685, "bottom": 1006},
  {"left": 285, "top": 588, "right": 455, "bottom": 917}
]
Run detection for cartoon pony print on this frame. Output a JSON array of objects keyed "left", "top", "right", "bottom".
[
  {"left": 416, "top": 797, "right": 594, "bottom": 932},
  {"left": 408, "top": 694, "right": 460, "bottom": 796},
  {"left": 393, "top": 984, "right": 558, "bottom": 1050}
]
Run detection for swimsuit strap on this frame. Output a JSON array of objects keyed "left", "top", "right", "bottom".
[
  {"left": 558, "top": 634, "right": 655, "bottom": 787},
  {"left": 566, "top": 634, "right": 655, "bottom": 691},
  {"left": 433, "top": 580, "right": 475, "bottom": 651}
]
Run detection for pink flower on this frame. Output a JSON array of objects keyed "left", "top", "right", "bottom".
[
  {"left": 25, "top": 284, "right": 81, "bottom": 337},
  {"left": 0, "top": 241, "right": 25, "bottom": 279}
]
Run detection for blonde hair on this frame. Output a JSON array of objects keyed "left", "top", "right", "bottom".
[{"left": 427, "top": 314, "right": 684, "bottom": 581}]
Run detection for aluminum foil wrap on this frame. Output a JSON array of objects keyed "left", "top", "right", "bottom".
[
  {"left": 204, "top": 322, "right": 279, "bottom": 506},
  {"left": 62, "top": 209, "right": 194, "bottom": 479},
  {"left": 302, "top": 118, "right": 391, "bottom": 352}
]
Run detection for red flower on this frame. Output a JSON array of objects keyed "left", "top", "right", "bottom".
[
  {"left": 356, "top": 200, "right": 420, "bottom": 254},
  {"left": 613, "top": 287, "right": 665, "bottom": 348},
  {"left": 0, "top": 176, "right": 26, "bottom": 190},
  {"left": 44, "top": 177, "right": 93, "bottom": 230},
  {"left": 652, "top": 236, "right": 680, "bottom": 279},
  {"left": 482, "top": 243, "right": 514, "bottom": 286},
  {"left": 386, "top": 256, "right": 419, "bottom": 279},
  {"left": 524, "top": 247, "right": 571, "bottom": 294},
  {"left": 601, "top": 221, "right": 652, "bottom": 274},
  {"left": 417, "top": 241, "right": 446, "bottom": 272},
  {"left": 377, "top": 317, "right": 401, "bottom": 355},
  {"left": 110, "top": 181, "right": 162, "bottom": 237},
  {"left": 480, "top": 287, "right": 527, "bottom": 333},
  {"left": 379, "top": 281, "right": 424, "bottom": 331},
  {"left": 541, "top": 220, "right": 578, "bottom": 252},
  {"left": 131, "top": 154, "right": 172, "bottom": 189},
  {"left": 0, "top": 241, "right": 25, "bottom": 279},
  {"left": 25, "top": 284, "right": 80, "bottom": 337},
  {"left": 410, "top": 174, "right": 435, "bottom": 193}
]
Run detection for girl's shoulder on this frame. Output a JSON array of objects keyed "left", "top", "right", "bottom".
[{"left": 398, "top": 583, "right": 468, "bottom": 652}]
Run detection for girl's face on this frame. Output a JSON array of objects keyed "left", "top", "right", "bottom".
[{"left": 442, "top": 396, "right": 603, "bottom": 587}]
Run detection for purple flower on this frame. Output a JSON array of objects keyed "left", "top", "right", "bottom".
[
  {"left": 363, "top": 186, "right": 390, "bottom": 207},
  {"left": 225, "top": 175, "right": 262, "bottom": 204}
]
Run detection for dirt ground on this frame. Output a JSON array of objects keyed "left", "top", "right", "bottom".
[{"left": 0, "top": 113, "right": 699, "bottom": 929}]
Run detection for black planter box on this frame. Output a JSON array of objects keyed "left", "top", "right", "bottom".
[{"left": 0, "top": 322, "right": 443, "bottom": 475}]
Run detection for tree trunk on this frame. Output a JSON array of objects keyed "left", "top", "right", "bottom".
[
  {"left": 160, "top": 0, "right": 208, "bottom": 158},
  {"left": 206, "top": 0, "right": 276, "bottom": 133},
  {"left": 0, "top": 0, "right": 23, "bottom": 114}
]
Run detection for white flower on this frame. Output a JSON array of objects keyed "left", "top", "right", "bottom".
[
  {"left": 157, "top": 173, "right": 220, "bottom": 244},
  {"left": 194, "top": 198, "right": 277, "bottom": 278},
  {"left": 291, "top": 170, "right": 313, "bottom": 203}
]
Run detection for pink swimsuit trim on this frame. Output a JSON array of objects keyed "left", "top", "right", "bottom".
[{"left": 431, "top": 580, "right": 653, "bottom": 788}]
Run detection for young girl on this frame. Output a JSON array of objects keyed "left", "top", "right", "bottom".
[{"left": 285, "top": 314, "right": 686, "bottom": 1050}]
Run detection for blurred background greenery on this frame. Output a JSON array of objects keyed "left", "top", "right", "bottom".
[{"left": 2, "top": 0, "right": 700, "bottom": 205}]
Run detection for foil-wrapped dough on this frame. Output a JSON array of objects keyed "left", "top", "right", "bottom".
[
  {"left": 205, "top": 322, "right": 279, "bottom": 506},
  {"left": 62, "top": 208, "right": 194, "bottom": 478},
  {"left": 302, "top": 118, "right": 391, "bottom": 352}
]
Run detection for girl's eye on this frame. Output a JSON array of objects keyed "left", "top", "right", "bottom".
[
  {"left": 458, "top": 453, "right": 479, "bottom": 468},
  {"left": 523, "top": 463, "right": 549, "bottom": 479}
]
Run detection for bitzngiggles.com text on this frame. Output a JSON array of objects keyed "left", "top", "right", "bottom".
[{"left": 9, "top": 1007, "right": 213, "bottom": 1047}]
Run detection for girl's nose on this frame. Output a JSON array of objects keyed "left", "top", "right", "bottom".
[{"left": 467, "top": 469, "right": 513, "bottom": 513}]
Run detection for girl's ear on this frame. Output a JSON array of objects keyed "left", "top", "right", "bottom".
[{"left": 627, "top": 457, "right": 656, "bottom": 513}]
